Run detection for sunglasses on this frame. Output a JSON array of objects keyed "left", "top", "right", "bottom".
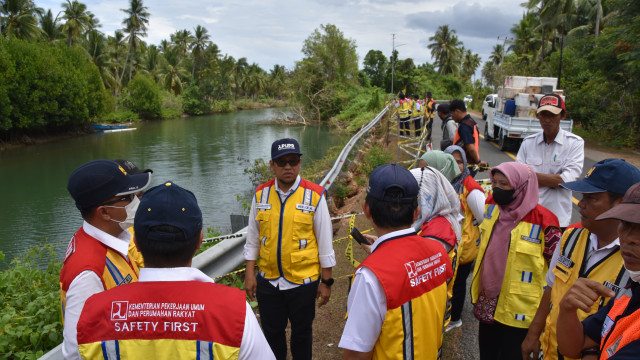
[
  {"left": 274, "top": 157, "right": 301, "bottom": 167},
  {"left": 99, "top": 194, "right": 134, "bottom": 206}
]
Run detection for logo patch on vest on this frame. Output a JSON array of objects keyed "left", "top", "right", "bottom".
[
  {"left": 64, "top": 236, "right": 76, "bottom": 262},
  {"left": 601, "top": 315, "right": 614, "bottom": 338},
  {"left": 603, "top": 281, "right": 622, "bottom": 297},
  {"left": 296, "top": 204, "right": 316, "bottom": 212},
  {"left": 257, "top": 203, "right": 271, "bottom": 210},
  {"left": 520, "top": 235, "right": 541, "bottom": 244},
  {"left": 606, "top": 336, "right": 623, "bottom": 357},
  {"left": 118, "top": 274, "right": 133, "bottom": 286},
  {"left": 557, "top": 254, "right": 574, "bottom": 268},
  {"left": 111, "top": 301, "right": 129, "bottom": 321}
]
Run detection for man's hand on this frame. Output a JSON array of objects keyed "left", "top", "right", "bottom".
[
  {"left": 359, "top": 234, "right": 377, "bottom": 254},
  {"left": 478, "top": 160, "right": 489, "bottom": 169},
  {"left": 521, "top": 333, "right": 541, "bottom": 360},
  {"left": 317, "top": 283, "right": 331, "bottom": 307},
  {"left": 244, "top": 260, "right": 257, "bottom": 302},
  {"left": 560, "top": 278, "right": 615, "bottom": 313},
  {"left": 245, "top": 275, "right": 257, "bottom": 302}
]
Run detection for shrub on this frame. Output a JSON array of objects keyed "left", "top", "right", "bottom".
[
  {"left": 181, "top": 85, "right": 210, "bottom": 115},
  {"left": 0, "top": 247, "right": 63, "bottom": 359},
  {"left": 211, "top": 100, "right": 234, "bottom": 113},
  {"left": 122, "top": 74, "right": 162, "bottom": 119},
  {"left": 359, "top": 143, "right": 393, "bottom": 176},
  {"left": 101, "top": 109, "right": 139, "bottom": 124}
]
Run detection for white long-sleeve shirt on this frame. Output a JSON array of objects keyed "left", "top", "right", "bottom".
[{"left": 243, "top": 176, "right": 336, "bottom": 290}]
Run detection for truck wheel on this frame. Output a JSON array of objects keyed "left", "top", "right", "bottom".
[
  {"left": 498, "top": 129, "right": 508, "bottom": 151},
  {"left": 484, "top": 123, "right": 491, "bottom": 141}
]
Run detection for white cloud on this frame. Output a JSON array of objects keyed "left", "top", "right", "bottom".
[{"left": 37, "top": 0, "right": 528, "bottom": 73}]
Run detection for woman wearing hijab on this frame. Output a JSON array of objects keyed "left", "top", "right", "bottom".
[
  {"left": 443, "top": 145, "right": 486, "bottom": 332},
  {"left": 418, "top": 150, "right": 460, "bottom": 182},
  {"left": 410, "top": 163, "right": 462, "bottom": 331},
  {"left": 471, "top": 162, "right": 561, "bottom": 360}
]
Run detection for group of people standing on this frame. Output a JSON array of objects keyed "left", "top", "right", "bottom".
[
  {"left": 56, "top": 93, "right": 640, "bottom": 360},
  {"left": 394, "top": 91, "right": 436, "bottom": 138}
]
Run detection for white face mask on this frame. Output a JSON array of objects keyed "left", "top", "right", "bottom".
[
  {"left": 626, "top": 266, "right": 640, "bottom": 283},
  {"left": 105, "top": 195, "right": 140, "bottom": 231}
]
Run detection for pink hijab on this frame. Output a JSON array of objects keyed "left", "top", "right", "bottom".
[{"left": 479, "top": 162, "right": 539, "bottom": 299}]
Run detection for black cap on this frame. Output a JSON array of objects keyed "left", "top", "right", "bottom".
[
  {"left": 114, "top": 159, "right": 153, "bottom": 175},
  {"left": 271, "top": 138, "right": 302, "bottom": 160},
  {"left": 134, "top": 181, "right": 203, "bottom": 243},
  {"left": 67, "top": 159, "right": 152, "bottom": 210},
  {"left": 366, "top": 164, "right": 419, "bottom": 203},
  {"left": 426, "top": 92, "right": 433, "bottom": 98}
]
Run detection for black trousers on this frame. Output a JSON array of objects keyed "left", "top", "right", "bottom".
[
  {"left": 426, "top": 117, "right": 433, "bottom": 140},
  {"left": 478, "top": 321, "right": 528, "bottom": 360},
  {"left": 256, "top": 276, "right": 318, "bottom": 360},
  {"left": 450, "top": 261, "right": 474, "bottom": 322},
  {"left": 399, "top": 117, "right": 410, "bottom": 136},
  {"left": 414, "top": 117, "right": 422, "bottom": 137}
]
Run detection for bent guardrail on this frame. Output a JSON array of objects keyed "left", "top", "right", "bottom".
[{"left": 39, "top": 106, "right": 389, "bottom": 360}]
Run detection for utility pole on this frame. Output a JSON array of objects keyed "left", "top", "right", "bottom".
[
  {"left": 391, "top": 34, "right": 405, "bottom": 96},
  {"left": 497, "top": 36, "right": 513, "bottom": 67}
]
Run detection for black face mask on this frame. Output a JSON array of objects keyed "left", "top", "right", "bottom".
[{"left": 492, "top": 187, "right": 516, "bottom": 206}]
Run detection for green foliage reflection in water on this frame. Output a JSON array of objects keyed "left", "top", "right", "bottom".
[{"left": 0, "top": 246, "right": 63, "bottom": 359}]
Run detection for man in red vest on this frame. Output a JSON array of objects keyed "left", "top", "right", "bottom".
[
  {"left": 557, "top": 182, "right": 640, "bottom": 359},
  {"left": 450, "top": 99, "right": 487, "bottom": 177},
  {"left": 339, "top": 164, "right": 453, "bottom": 359},
  {"left": 61, "top": 159, "right": 152, "bottom": 360},
  {"left": 76, "top": 181, "right": 275, "bottom": 359}
]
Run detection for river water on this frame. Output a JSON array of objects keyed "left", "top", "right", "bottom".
[{"left": 0, "top": 108, "right": 347, "bottom": 264}]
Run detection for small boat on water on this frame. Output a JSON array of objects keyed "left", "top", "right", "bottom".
[{"left": 91, "top": 123, "right": 129, "bottom": 131}]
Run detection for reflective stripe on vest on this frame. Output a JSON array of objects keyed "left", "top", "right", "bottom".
[
  {"left": 542, "top": 228, "right": 626, "bottom": 360},
  {"left": 600, "top": 295, "right": 640, "bottom": 359},
  {"left": 471, "top": 204, "right": 550, "bottom": 328},
  {"left": 254, "top": 179, "right": 323, "bottom": 284}
]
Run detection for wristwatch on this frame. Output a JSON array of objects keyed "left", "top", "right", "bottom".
[{"left": 320, "top": 277, "right": 334, "bottom": 287}]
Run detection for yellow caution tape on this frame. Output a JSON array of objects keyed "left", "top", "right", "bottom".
[{"left": 345, "top": 214, "right": 360, "bottom": 268}]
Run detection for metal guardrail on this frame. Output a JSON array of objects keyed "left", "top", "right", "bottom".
[{"left": 39, "top": 106, "right": 389, "bottom": 360}]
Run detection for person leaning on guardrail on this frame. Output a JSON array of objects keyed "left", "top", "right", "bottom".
[
  {"left": 243, "top": 138, "right": 335, "bottom": 360},
  {"left": 61, "top": 159, "right": 151, "bottom": 360},
  {"left": 339, "top": 164, "right": 453, "bottom": 360},
  {"left": 75, "top": 181, "right": 276, "bottom": 359}
]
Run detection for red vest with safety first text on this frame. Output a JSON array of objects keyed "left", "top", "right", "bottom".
[{"left": 77, "top": 281, "right": 246, "bottom": 359}]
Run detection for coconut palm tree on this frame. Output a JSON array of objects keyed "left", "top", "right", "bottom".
[
  {"left": 86, "top": 29, "right": 116, "bottom": 90},
  {"left": 190, "top": 25, "right": 211, "bottom": 77},
  {"left": 170, "top": 29, "right": 193, "bottom": 58},
  {"left": 61, "top": 0, "right": 92, "bottom": 46},
  {"left": 0, "top": 0, "right": 43, "bottom": 40},
  {"left": 510, "top": 13, "right": 540, "bottom": 64},
  {"left": 489, "top": 44, "right": 504, "bottom": 66},
  {"left": 427, "top": 25, "right": 461, "bottom": 75},
  {"left": 38, "top": 9, "right": 61, "bottom": 43},
  {"left": 462, "top": 49, "right": 481, "bottom": 79},
  {"left": 121, "top": 0, "right": 150, "bottom": 83},
  {"left": 232, "top": 57, "right": 248, "bottom": 101},
  {"left": 156, "top": 47, "right": 189, "bottom": 95}
]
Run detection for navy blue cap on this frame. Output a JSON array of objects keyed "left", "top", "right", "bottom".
[
  {"left": 134, "top": 181, "right": 203, "bottom": 243},
  {"left": 271, "top": 138, "right": 302, "bottom": 160},
  {"left": 367, "top": 164, "right": 419, "bottom": 203},
  {"left": 67, "top": 159, "right": 152, "bottom": 210},
  {"left": 560, "top": 159, "right": 640, "bottom": 195}
]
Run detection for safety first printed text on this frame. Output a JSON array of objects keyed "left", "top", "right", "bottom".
[
  {"left": 110, "top": 301, "right": 205, "bottom": 333},
  {"left": 404, "top": 252, "right": 448, "bottom": 287}
]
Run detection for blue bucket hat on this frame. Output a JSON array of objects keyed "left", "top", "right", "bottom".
[{"left": 560, "top": 159, "right": 640, "bottom": 195}]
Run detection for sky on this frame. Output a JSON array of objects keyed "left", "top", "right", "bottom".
[{"left": 38, "top": 0, "right": 528, "bottom": 75}]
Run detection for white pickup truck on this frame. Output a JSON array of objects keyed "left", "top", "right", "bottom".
[{"left": 482, "top": 76, "right": 573, "bottom": 151}]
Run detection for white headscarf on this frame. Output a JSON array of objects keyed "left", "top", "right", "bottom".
[{"left": 410, "top": 166, "right": 462, "bottom": 242}]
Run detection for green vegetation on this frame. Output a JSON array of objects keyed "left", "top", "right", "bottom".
[
  {"left": 0, "top": 247, "right": 63, "bottom": 360},
  {"left": 358, "top": 143, "right": 393, "bottom": 176}
]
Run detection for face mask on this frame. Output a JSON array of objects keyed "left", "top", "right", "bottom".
[
  {"left": 492, "top": 187, "right": 516, "bottom": 206},
  {"left": 626, "top": 266, "right": 640, "bottom": 283},
  {"left": 105, "top": 195, "right": 140, "bottom": 231}
]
